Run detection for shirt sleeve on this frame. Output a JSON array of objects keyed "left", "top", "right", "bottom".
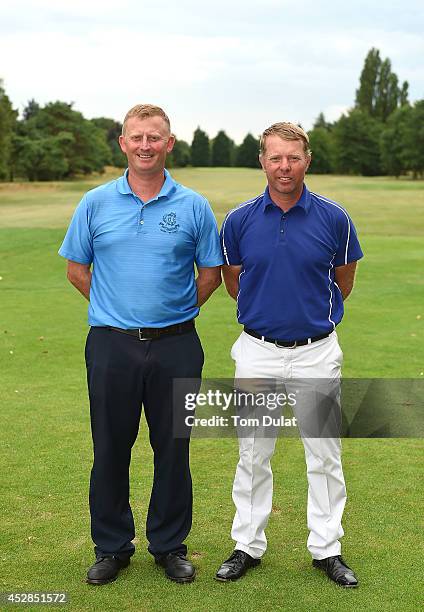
[
  {"left": 58, "top": 195, "right": 93, "bottom": 264},
  {"left": 334, "top": 210, "right": 363, "bottom": 267},
  {"left": 194, "top": 198, "right": 224, "bottom": 268},
  {"left": 220, "top": 209, "right": 241, "bottom": 265}
]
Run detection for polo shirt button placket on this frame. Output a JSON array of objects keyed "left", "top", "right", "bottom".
[
  {"left": 280, "top": 213, "right": 287, "bottom": 243},
  {"left": 138, "top": 204, "right": 146, "bottom": 232}
]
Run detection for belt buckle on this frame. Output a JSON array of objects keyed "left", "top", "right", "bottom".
[
  {"left": 275, "top": 340, "right": 297, "bottom": 349},
  {"left": 138, "top": 329, "right": 149, "bottom": 341}
]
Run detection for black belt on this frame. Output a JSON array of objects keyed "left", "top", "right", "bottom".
[
  {"left": 108, "top": 320, "right": 195, "bottom": 341},
  {"left": 244, "top": 327, "right": 331, "bottom": 349}
]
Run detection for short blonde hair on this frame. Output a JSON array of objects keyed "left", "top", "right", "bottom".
[
  {"left": 259, "top": 122, "right": 311, "bottom": 157},
  {"left": 122, "top": 104, "right": 171, "bottom": 135}
]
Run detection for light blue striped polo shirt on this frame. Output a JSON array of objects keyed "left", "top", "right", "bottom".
[{"left": 59, "top": 169, "right": 223, "bottom": 328}]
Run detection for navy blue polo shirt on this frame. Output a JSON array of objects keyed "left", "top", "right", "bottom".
[
  {"left": 220, "top": 184, "right": 363, "bottom": 339},
  {"left": 59, "top": 169, "right": 223, "bottom": 328}
]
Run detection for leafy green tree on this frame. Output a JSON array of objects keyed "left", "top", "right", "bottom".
[
  {"left": 308, "top": 127, "right": 334, "bottom": 174},
  {"left": 380, "top": 104, "right": 411, "bottom": 177},
  {"left": 12, "top": 133, "right": 72, "bottom": 181},
  {"left": 356, "top": 48, "right": 381, "bottom": 116},
  {"left": 400, "top": 100, "right": 424, "bottom": 178},
  {"left": 380, "top": 100, "right": 424, "bottom": 178},
  {"left": 313, "top": 112, "right": 332, "bottom": 131},
  {"left": 22, "top": 99, "right": 40, "bottom": 121},
  {"left": 211, "top": 130, "right": 233, "bottom": 166},
  {"left": 73, "top": 121, "right": 111, "bottom": 174},
  {"left": 91, "top": 117, "right": 126, "bottom": 167},
  {"left": 374, "top": 59, "right": 399, "bottom": 121},
  {"left": 14, "top": 101, "right": 111, "bottom": 179},
  {"left": 39, "top": 102, "right": 111, "bottom": 174},
  {"left": 167, "top": 139, "right": 191, "bottom": 167},
  {"left": 355, "top": 48, "right": 409, "bottom": 122},
  {"left": 333, "top": 109, "right": 383, "bottom": 176},
  {"left": 191, "top": 127, "right": 210, "bottom": 166},
  {"left": 399, "top": 81, "right": 409, "bottom": 106},
  {"left": 236, "top": 133, "right": 260, "bottom": 168},
  {"left": 0, "top": 80, "right": 18, "bottom": 180}
]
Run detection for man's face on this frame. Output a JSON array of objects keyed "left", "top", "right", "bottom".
[
  {"left": 260, "top": 136, "right": 310, "bottom": 202},
  {"left": 119, "top": 115, "right": 175, "bottom": 177}
]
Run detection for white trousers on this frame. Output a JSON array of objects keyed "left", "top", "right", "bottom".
[{"left": 230, "top": 331, "right": 347, "bottom": 560}]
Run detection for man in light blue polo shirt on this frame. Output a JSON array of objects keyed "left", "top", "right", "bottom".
[
  {"left": 59, "top": 104, "right": 222, "bottom": 585},
  {"left": 216, "top": 122, "right": 363, "bottom": 588}
]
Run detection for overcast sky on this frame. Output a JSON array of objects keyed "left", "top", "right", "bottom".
[{"left": 1, "top": 0, "right": 423, "bottom": 143}]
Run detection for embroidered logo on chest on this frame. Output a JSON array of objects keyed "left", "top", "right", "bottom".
[{"left": 159, "top": 212, "right": 179, "bottom": 233}]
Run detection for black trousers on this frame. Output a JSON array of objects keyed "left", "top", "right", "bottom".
[{"left": 85, "top": 326, "right": 204, "bottom": 559}]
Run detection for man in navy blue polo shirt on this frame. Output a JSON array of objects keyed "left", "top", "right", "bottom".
[
  {"left": 216, "top": 122, "right": 363, "bottom": 587},
  {"left": 59, "top": 104, "right": 222, "bottom": 585}
]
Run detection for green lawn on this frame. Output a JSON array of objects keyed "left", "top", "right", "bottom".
[{"left": 0, "top": 169, "right": 423, "bottom": 611}]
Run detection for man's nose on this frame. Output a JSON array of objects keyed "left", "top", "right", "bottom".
[
  {"left": 279, "top": 157, "right": 291, "bottom": 170},
  {"left": 140, "top": 135, "right": 150, "bottom": 148}
]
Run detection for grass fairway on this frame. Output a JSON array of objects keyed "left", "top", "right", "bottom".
[{"left": 0, "top": 169, "right": 423, "bottom": 611}]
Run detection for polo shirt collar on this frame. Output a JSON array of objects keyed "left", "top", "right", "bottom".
[
  {"left": 116, "top": 168, "right": 177, "bottom": 200},
  {"left": 262, "top": 184, "right": 311, "bottom": 214}
]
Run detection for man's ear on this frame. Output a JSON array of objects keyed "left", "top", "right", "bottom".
[
  {"left": 118, "top": 134, "right": 127, "bottom": 155},
  {"left": 305, "top": 154, "right": 312, "bottom": 173},
  {"left": 167, "top": 134, "right": 176, "bottom": 154}
]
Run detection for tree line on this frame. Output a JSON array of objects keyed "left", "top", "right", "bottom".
[
  {"left": 308, "top": 49, "right": 424, "bottom": 178},
  {"left": 0, "top": 48, "right": 422, "bottom": 181},
  {"left": 0, "top": 86, "right": 262, "bottom": 181}
]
